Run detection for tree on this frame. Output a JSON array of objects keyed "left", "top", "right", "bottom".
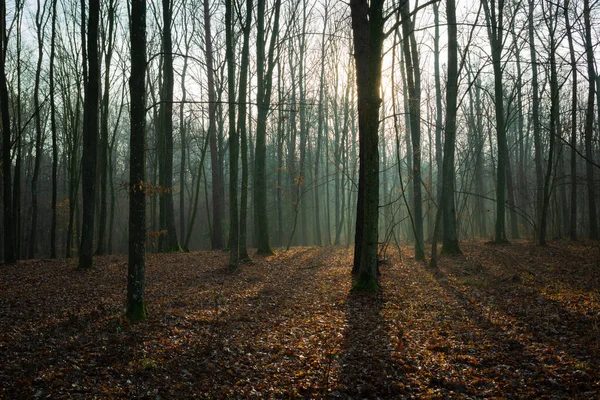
[
  {"left": 29, "top": 0, "right": 48, "bottom": 259},
  {"left": 226, "top": 0, "right": 239, "bottom": 268},
  {"left": 203, "top": 0, "right": 225, "bottom": 250},
  {"left": 158, "top": 0, "right": 180, "bottom": 252},
  {"left": 237, "top": 0, "right": 253, "bottom": 262},
  {"left": 400, "top": 0, "right": 426, "bottom": 259},
  {"left": 254, "top": 0, "right": 282, "bottom": 254},
  {"left": 79, "top": 0, "right": 100, "bottom": 269},
  {"left": 127, "top": 0, "right": 148, "bottom": 321},
  {"left": 349, "top": 0, "right": 384, "bottom": 290},
  {"left": 564, "top": 0, "right": 577, "bottom": 240},
  {"left": 583, "top": 0, "right": 598, "bottom": 239},
  {"left": 481, "top": 0, "right": 509, "bottom": 244},
  {"left": 0, "top": 0, "right": 16, "bottom": 264},
  {"left": 440, "top": 0, "right": 461, "bottom": 255},
  {"left": 49, "top": 0, "right": 58, "bottom": 258},
  {"left": 96, "top": 0, "right": 117, "bottom": 255}
]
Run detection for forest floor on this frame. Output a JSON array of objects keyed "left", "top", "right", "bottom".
[{"left": 1, "top": 240, "right": 599, "bottom": 399}]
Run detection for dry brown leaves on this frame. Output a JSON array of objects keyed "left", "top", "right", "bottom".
[{"left": 0, "top": 240, "right": 598, "bottom": 398}]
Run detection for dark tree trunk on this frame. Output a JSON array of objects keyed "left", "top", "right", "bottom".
[
  {"left": 539, "top": 3, "right": 559, "bottom": 246},
  {"left": 29, "top": 0, "right": 46, "bottom": 260},
  {"left": 441, "top": 0, "right": 461, "bottom": 255},
  {"left": 253, "top": 0, "right": 281, "bottom": 254},
  {"left": 400, "top": 1, "right": 425, "bottom": 259},
  {"left": 238, "top": 0, "right": 253, "bottom": 261},
  {"left": 349, "top": 0, "right": 383, "bottom": 290},
  {"left": 482, "top": 0, "right": 508, "bottom": 243},
  {"left": 79, "top": 0, "right": 100, "bottom": 269},
  {"left": 565, "top": 0, "right": 577, "bottom": 240},
  {"left": 583, "top": 0, "right": 598, "bottom": 239},
  {"left": 50, "top": 0, "right": 58, "bottom": 258},
  {"left": 225, "top": 0, "right": 239, "bottom": 268},
  {"left": 529, "top": 0, "right": 543, "bottom": 238},
  {"left": 127, "top": 0, "right": 148, "bottom": 321},
  {"left": 96, "top": 0, "right": 116, "bottom": 255},
  {"left": 0, "top": 0, "right": 15, "bottom": 264},
  {"left": 158, "top": 0, "right": 180, "bottom": 252},
  {"left": 203, "top": 0, "right": 224, "bottom": 250}
]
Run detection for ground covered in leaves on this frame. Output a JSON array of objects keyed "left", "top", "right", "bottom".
[{"left": 1, "top": 240, "right": 599, "bottom": 399}]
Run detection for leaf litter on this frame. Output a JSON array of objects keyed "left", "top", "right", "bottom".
[{"left": 0, "top": 240, "right": 599, "bottom": 398}]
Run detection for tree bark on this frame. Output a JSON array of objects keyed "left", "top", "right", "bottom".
[
  {"left": 127, "top": 0, "right": 148, "bottom": 320},
  {"left": 0, "top": 0, "right": 15, "bottom": 264},
  {"left": 349, "top": 0, "right": 383, "bottom": 289},
  {"left": 441, "top": 0, "right": 461, "bottom": 255},
  {"left": 583, "top": 0, "right": 598, "bottom": 239},
  {"left": 203, "top": 0, "right": 224, "bottom": 250},
  {"left": 79, "top": 0, "right": 100, "bottom": 269}
]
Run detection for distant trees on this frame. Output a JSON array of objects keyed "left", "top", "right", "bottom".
[{"left": 1, "top": 0, "right": 599, "bottom": 284}]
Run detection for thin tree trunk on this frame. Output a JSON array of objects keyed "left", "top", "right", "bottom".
[
  {"left": 238, "top": 0, "right": 253, "bottom": 261},
  {"left": 565, "top": 0, "right": 577, "bottom": 240}
]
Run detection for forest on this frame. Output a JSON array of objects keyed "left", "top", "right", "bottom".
[{"left": 1, "top": 0, "right": 600, "bottom": 398}]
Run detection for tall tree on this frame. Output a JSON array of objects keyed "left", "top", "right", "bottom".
[
  {"left": 400, "top": 0, "right": 425, "bottom": 259},
  {"left": 583, "top": 0, "right": 598, "bottom": 239},
  {"left": 127, "top": 0, "right": 148, "bottom": 320},
  {"left": 254, "top": 0, "right": 282, "bottom": 254},
  {"left": 528, "top": 0, "right": 543, "bottom": 238},
  {"left": 237, "top": 0, "right": 253, "bottom": 261},
  {"left": 29, "top": 0, "right": 47, "bottom": 259},
  {"left": 226, "top": 0, "right": 239, "bottom": 268},
  {"left": 349, "top": 0, "right": 384, "bottom": 289},
  {"left": 79, "top": 0, "right": 100, "bottom": 269},
  {"left": 564, "top": 0, "right": 577, "bottom": 240},
  {"left": 96, "top": 0, "right": 117, "bottom": 255},
  {"left": 481, "top": 0, "right": 509, "bottom": 243},
  {"left": 49, "top": 0, "right": 58, "bottom": 258},
  {"left": 158, "top": 0, "right": 180, "bottom": 252},
  {"left": 441, "top": 0, "right": 461, "bottom": 254},
  {"left": 203, "top": 0, "right": 225, "bottom": 250},
  {"left": 0, "top": 0, "right": 16, "bottom": 264}
]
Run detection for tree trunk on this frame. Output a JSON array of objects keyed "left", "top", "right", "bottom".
[
  {"left": 127, "top": 0, "right": 148, "bottom": 321},
  {"left": 565, "top": 0, "right": 577, "bottom": 240},
  {"left": 253, "top": 0, "right": 281, "bottom": 254},
  {"left": 96, "top": 0, "right": 116, "bottom": 255},
  {"left": 0, "top": 0, "right": 15, "bottom": 264},
  {"left": 482, "top": 0, "right": 508, "bottom": 243},
  {"left": 225, "top": 0, "right": 239, "bottom": 268},
  {"left": 400, "top": 1, "right": 425, "bottom": 259},
  {"left": 29, "top": 0, "right": 46, "bottom": 260},
  {"left": 158, "top": 0, "right": 180, "bottom": 252},
  {"left": 50, "top": 0, "right": 58, "bottom": 258},
  {"left": 238, "top": 0, "right": 253, "bottom": 261},
  {"left": 529, "top": 0, "right": 543, "bottom": 238},
  {"left": 583, "top": 0, "right": 598, "bottom": 239},
  {"left": 349, "top": 0, "right": 383, "bottom": 290},
  {"left": 79, "top": 0, "right": 100, "bottom": 269},
  {"left": 441, "top": 0, "right": 461, "bottom": 255},
  {"left": 203, "top": 0, "right": 224, "bottom": 250}
]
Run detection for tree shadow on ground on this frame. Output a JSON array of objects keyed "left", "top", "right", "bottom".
[{"left": 337, "top": 284, "right": 413, "bottom": 398}]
